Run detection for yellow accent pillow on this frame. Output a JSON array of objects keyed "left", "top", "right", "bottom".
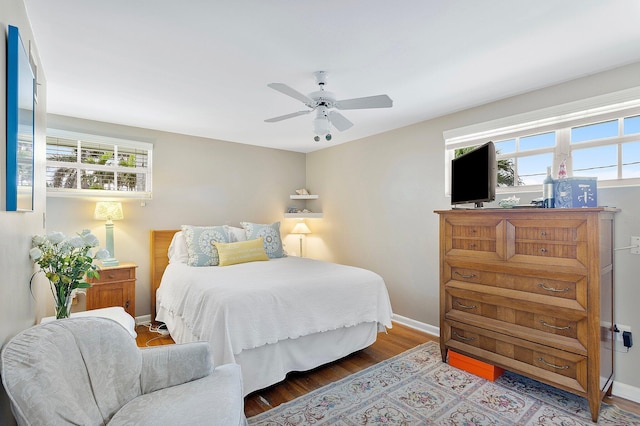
[{"left": 214, "top": 237, "right": 269, "bottom": 266}]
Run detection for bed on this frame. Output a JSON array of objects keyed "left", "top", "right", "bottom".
[{"left": 150, "top": 229, "right": 393, "bottom": 395}]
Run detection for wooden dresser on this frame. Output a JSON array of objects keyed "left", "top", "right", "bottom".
[
  {"left": 435, "top": 208, "right": 617, "bottom": 422},
  {"left": 86, "top": 262, "right": 137, "bottom": 317}
]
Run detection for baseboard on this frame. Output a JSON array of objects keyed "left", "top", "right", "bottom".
[
  {"left": 135, "top": 314, "right": 151, "bottom": 325},
  {"left": 391, "top": 314, "right": 439, "bottom": 338},
  {"left": 612, "top": 380, "right": 640, "bottom": 403},
  {"left": 390, "top": 314, "right": 640, "bottom": 403}
]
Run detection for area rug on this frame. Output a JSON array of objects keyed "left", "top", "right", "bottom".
[{"left": 248, "top": 341, "right": 640, "bottom": 425}]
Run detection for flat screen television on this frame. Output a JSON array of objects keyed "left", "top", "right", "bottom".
[{"left": 450, "top": 141, "right": 497, "bottom": 208}]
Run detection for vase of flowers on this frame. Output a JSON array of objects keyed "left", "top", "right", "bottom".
[{"left": 29, "top": 230, "right": 110, "bottom": 319}]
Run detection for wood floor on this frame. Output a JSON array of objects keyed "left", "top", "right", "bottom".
[{"left": 135, "top": 322, "right": 640, "bottom": 418}]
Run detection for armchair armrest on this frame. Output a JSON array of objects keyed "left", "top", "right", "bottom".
[{"left": 140, "top": 342, "right": 213, "bottom": 394}]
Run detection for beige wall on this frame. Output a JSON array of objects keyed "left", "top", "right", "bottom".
[
  {"left": 45, "top": 114, "right": 307, "bottom": 320},
  {"left": 306, "top": 61, "right": 640, "bottom": 394},
  {"left": 0, "top": 0, "right": 48, "bottom": 423}
]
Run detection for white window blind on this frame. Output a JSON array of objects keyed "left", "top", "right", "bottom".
[{"left": 46, "top": 129, "right": 153, "bottom": 199}]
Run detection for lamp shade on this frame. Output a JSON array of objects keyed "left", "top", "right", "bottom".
[
  {"left": 94, "top": 202, "right": 124, "bottom": 221},
  {"left": 291, "top": 222, "right": 311, "bottom": 235}
]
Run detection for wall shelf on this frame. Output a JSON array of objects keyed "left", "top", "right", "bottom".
[
  {"left": 286, "top": 192, "right": 322, "bottom": 218},
  {"left": 284, "top": 212, "right": 324, "bottom": 219}
]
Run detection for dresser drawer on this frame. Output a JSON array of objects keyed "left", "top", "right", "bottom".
[
  {"left": 447, "top": 263, "right": 585, "bottom": 302},
  {"left": 445, "top": 320, "right": 587, "bottom": 394},
  {"left": 445, "top": 286, "right": 587, "bottom": 352},
  {"left": 506, "top": 219, "right": 589, "bottom": 268},
  {"left": 91, "top": 267, "right": 135, "bottom": 283},
  {"left": 443, "top": 217, "right": 505, "bottom": 260}
]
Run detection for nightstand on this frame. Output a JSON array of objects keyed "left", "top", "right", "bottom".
[{"left": 86, "top": 262, "right": 137, "bottom": 317}]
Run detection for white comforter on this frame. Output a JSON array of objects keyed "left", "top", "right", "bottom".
[{"left": 156, "top": 256, "right": 393, "bottom": 366}]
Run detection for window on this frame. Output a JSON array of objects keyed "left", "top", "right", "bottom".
[
  {"left": 46, "top": 130, "right": 153, "bottom": 199},
  {"left": 444, "top": 88, "right": 640, "bottom": 195}
]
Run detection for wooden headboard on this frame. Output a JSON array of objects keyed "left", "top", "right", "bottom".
[{"left": 150, "top": 230, "right": 179, "bottom": 322}]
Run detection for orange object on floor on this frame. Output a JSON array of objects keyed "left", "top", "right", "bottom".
[{"left": 448, "top": 350, "right": 504, "bottom": 381}]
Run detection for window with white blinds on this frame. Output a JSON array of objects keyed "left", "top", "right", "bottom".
[
  {"left": 443, "top": 87, "right": 640, "bottom": 195},
  {"left": 46, "top": 129, "right": 153, "bottom": 199}
]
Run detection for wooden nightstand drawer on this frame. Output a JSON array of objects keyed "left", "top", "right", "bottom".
[
  {"left": 92, "top": 267, "right": 134, "bottom": 283},
  {"left": 86, "top": 262, "right": 137, "bottom": 317}
]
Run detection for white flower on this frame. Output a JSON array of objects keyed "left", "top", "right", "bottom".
[
  {"left": 68, "top": 236, "right": 85, "bottom": 248},
  {"left": 47, "top": 232, "right": 65, "bottom": 244},
  {"left": 82, "top": 233, "right": 99, "bottom": 247},
  {"left": 94, "top": 248, "right": 110, "bottom": 260},
  {"left": 32, "top": 234, "right": 46, "bottom": 245},
  {"left": 29, "top": 247, "right": 42, "bottom": 260}
]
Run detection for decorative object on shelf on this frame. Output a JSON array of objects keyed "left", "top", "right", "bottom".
[
  {"left": 29, "top": 230, "right": 109, "bottom": 319},
  {"left": 287, "top": 207, "right": 314, "bottom": 214},
  {"left": 295, "top": 188, "right": 310, "bottom": 196},
  {"left": 498, "top": 196, "right": 520, "bottom": 208},
  {"left": 290, "top": 222, "right": 311, "bottom": 257},
  {"left": 94, "top": 201, "right": 124, "bottom": 266}
]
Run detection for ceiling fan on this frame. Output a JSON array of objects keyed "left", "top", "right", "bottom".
[{"left": 265, "top": 71, "right": 393, "bottom": 141}]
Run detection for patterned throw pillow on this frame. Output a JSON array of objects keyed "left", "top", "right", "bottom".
[
  {"left": 181, "top": 225, "right": 230, "bottom": 266},
  {"left": 240, "top": 221, "right": 285, "bottom": 259}
]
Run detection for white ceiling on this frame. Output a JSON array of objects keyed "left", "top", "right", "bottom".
[{"left": 23, "top": 0, "right": 640, "bottom": 153}]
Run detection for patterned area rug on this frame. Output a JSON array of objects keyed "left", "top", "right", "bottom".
[{"left": 248, "top": 341, "right": 640, "bottom": 425}]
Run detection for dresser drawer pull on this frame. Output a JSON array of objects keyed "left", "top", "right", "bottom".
[
  {"left": 453, "top": 331, "right": 475, "bottom": 342},
  {"left": 540, "top": 231, "right": 547, "bottom": 236},
  {"left": 538, "top": 283, "right": 570, "bottom": 293},
  {"left": 540, "top": 248, "right": 548, "bottom": 253},
  {"left": 540, "top": 320, "right": 571, "bottom": 330},
  {"left": 454, "top": 271, "right": 477, "bottom": 279},
  {"left": 455, "top": 301, "right": 477, "bottom": 310},
  {"left": 538, "top": 357, "right": 569, "bottom": 370},
  {"left": 468, "top": 243, "right": 476, "bottom": 248},
  {"left": 108, "top": 274, "right": 116, "bottom": 279}
]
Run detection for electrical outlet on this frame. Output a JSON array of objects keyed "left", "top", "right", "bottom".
[{"left": 632, "top": 236, "right": 640, "bottom": 255}]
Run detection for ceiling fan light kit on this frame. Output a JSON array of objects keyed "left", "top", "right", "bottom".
[{"left": 265, "top": 71, "right": 393, "bottom": 142}]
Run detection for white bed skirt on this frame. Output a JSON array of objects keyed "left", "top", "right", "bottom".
[{"left": 156, "top": 305, "right": 380, "bottom": 395}]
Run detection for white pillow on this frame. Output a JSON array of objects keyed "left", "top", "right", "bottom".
[
  {"left": 168, "top": 231, "right": 189, "bottom": 264},
  {"left": 225, "top": 226, "right": 247, "bottom": 242}
]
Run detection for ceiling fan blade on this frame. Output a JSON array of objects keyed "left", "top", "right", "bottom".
[
  {"left": 264, "top": 110, "right": 311, "bottom": 123},
  {"left": 328, "top": 111, "right": 354, "bottom": 131},
  {"left": 334, "top": 94, "right": 393, "bottom": 110},
  {"left": 267, "top": 83, "right": 314, "bottom": 106}
]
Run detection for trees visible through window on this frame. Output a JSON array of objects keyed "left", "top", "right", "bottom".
[{"left": 46, "top": 130, "right": 152, "bottom": 198}]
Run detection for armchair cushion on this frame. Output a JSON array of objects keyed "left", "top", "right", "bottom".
[
  {"left": 1, "top": 317, "right": 246, "bottom": 426},
  {"left": 140, "top": 341, "right": 212, "bottom": 394},
  {"left": 111, "top": 364, "right": 244, "bottom": 426}
]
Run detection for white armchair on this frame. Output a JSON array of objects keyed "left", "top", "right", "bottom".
[{"left": 1, "top": 317, "right": 247, "bottom": 426}]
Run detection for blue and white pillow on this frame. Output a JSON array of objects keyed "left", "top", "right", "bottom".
[
  {"left": 240, "top": 221, "right": 285, "bottom": 259},
  {"left": 181, "top": 225, "right": 230, "bottom": 266}
]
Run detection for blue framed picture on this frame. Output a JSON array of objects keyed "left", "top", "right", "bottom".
[{"left": 6, "top": 25, "right": 35, "bottom": 212}]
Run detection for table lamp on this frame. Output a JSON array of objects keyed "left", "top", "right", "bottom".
[
  {"left": 94, "top": 201, "right": 124, "bottom": 266},
  {"left": 291, "top": 222, "right": 311, "bottom": 257}
]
